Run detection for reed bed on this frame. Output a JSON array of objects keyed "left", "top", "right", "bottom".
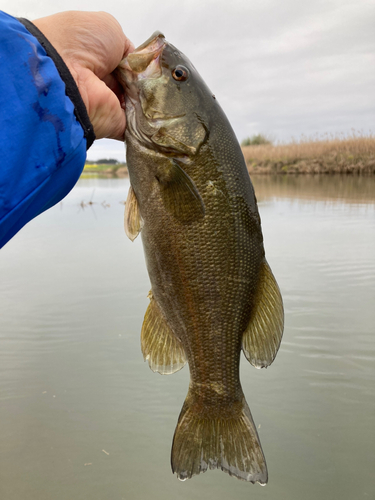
[{"left": 242, "top": 134, "right": 375, "bottom": 174}]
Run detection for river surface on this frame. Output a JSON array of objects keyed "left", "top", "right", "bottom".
[{"left": 0, "top": 175, "right": 374, "bottom": 500}]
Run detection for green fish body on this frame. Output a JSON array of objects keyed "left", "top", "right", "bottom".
[{"left": 117, "top": 32, "right": 284, "bottom": 484}]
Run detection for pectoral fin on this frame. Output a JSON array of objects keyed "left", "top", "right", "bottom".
[
  {"left": 141, "top": 291, "right": 187, "bottom": 374},
  {"left": 242, "top": 260, "right": 284, "bottom": 368},
  {"left": 156, "top": 160, "right": 205, "bottom": 223},
  {"left": 124, "top": 185, "right": 143, "bottom": 241}
]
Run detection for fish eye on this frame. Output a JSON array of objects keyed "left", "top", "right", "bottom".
[{"left": 172, "top": 66, "right": 189, "bottom": 81}]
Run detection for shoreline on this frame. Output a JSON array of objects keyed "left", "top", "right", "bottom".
[
  {"left": 243, "top": 136, "right": 375, "bottom": 174},
  {"left": 82, "top": 165, "right": 129, "bottom": 177},
  {"left": 83, "top": 137, "right": 375, "bottom": 176}
]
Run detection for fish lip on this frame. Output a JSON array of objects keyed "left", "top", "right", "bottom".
[
  {"left": 133, "top": 31, "right": 166, "bottom": 53},
  {"left": 118, "top": 31, "right": 166, "bottom": 81}
]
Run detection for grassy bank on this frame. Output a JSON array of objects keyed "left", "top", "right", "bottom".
[
  {"left": 83, "top": 163, "right": 128, "bottom": 176},
  {"left": 243, "top": 135, "right": 375, "bottom": 174},
  {"left": 83, "top": 136, "right": 375, "bottom": 176}
]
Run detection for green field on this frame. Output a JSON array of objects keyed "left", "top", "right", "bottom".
[{"left": 83, "top": 163, "right": 128, "bottom": 175}]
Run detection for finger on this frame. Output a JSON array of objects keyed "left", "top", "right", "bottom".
[
  {"left": 80, "top": 71, "right": 126, "bottom": 141},
  {"left": 102, "top": 73, "right": 126, "bottom": 116},
  {"left": 103, "top": 73, "right": 124, "bottom": 101},
  {"left": 95, "top": 88, "right": 126, "bottom": 141},
  {"left": 124, "top": 37, "right": 135, "bottom": 58},
  {"left": 93, "top": 96, "right": 126, "bottom": 141}
]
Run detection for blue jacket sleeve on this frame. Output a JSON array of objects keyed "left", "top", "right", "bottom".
[{"left": 0, "top": 11, "right": 96, "bottom": 248}]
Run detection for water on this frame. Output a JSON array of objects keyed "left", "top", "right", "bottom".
[{"left": 0, "top": 175, "right": 374, "bottom": 500}]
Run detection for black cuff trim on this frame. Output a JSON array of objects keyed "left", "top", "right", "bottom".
[{"left": 18, "top": 18, "right": 96, "bottom": 150}]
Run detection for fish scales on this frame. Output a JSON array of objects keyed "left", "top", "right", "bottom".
[
  {"left": 142, "top": 140, "right": 258, "bottom": 391},
  {"left": 117, "top": 31, "right": 283, "bottom": 484}
]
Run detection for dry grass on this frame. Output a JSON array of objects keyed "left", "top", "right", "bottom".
[{"left": 242, "top": 134, "right": 375, "bottom": 174}]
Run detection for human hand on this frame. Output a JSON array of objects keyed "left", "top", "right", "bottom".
[{"left": 33, "top": 11, "right": 134, "bottom": 141}]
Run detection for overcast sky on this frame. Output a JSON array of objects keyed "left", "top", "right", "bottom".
[{"left": 3, "top": 0, "right": 375, "bottom": 161}]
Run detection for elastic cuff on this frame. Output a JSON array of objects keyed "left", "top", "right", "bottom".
[{"left": 18, "top": 18, "right": 96, "bottom": 150}]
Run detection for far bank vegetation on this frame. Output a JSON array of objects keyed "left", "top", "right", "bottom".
[
  {"left": 84, "top": 159, "right": 128, "bottom": 176},
  {"left": 242, "top": 133, "right": 375, "bottom": 174},
  {"left": 84, "top": 133, "right": 375, "bottom": 176}
]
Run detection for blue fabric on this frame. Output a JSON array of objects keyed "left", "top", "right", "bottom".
[{"left": 0, "top": 11, "right": 87, "bottom": 248}]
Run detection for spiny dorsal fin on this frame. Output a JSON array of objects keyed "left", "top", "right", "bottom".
[
  {"left": 141, "top": 291, "right": 187, "bottom": 374},
  {"left": 155, "top": 160, "right": 205, "bottom": 224},
  {"left": 124, "top": 185, "right": 143, "bottom": 241},
  {"left": 242, "top": 260, "right": 284, "bottom": 368}
]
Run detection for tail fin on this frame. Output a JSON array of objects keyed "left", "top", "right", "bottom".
[{"left": 171, "top": 394, "right": 268, "bottom": 484}]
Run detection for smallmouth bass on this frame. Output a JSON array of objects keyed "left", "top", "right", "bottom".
[{"left": 117, "top": 32, "right": 284, "bottom": 484}]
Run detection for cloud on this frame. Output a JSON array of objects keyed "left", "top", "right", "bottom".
[{"left": 3, "top": 0, "right": 373, "bottom": 157}]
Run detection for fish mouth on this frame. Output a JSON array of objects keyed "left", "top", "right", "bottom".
[
  {"left": 118, "top": 32, "right": 184, "bottom": 149},
  {"left": 132, "top": 31, "right": 166, "bottom": 58},
  {"left": 118, "top": 31, "right": 166, "bottom": 87}
]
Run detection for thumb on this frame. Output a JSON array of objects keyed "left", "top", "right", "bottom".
[{"left": 78, "top": 69, "right": 126, "bottom": 141}]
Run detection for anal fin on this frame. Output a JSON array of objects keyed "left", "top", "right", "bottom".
[
  {"left": 242, "top": 260, "right": 284, "bottom": 368},
  {"left": 141, "top": 291, "right": 187, "bottom": 374}
]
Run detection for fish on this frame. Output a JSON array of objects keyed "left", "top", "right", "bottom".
[{"left": 116, "top": 32, "right": 284, "bottom": 484}]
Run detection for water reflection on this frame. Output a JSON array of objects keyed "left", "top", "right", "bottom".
[
  {"left": 60, "top": 175, "right": 375, "bottom": 216},
  {"left": 0, "top": 175, "right": 374, "bottom": 500},
  {"left": 252, "top": 174, "right": 375, "bottom": 203}
]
